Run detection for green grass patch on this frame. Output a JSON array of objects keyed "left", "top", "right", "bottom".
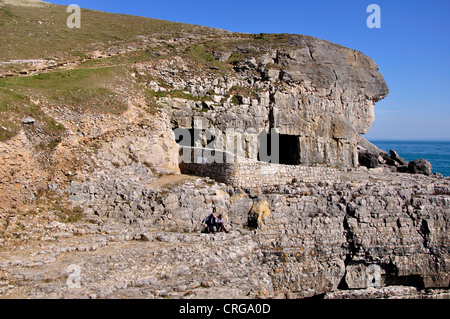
[
  {"left": 0, "top": 65, "right": 130, "bottom": 141},
  {"left": 0, "top": 2, "right": 211, "bottom": 61},
  {"left": 72, "top": 51, "right": 88, "bottom": 59},
  {"left": 228, "top": 85, "right": 258, "bottom": 102},
  {"left": 35, "top": 188, "right": 84, "bottom": 223},
  {"left": 80, "top": 50, "right": 156, "bottom": 68},
  {"left": 184, "top": 44, "right": 227, "bottom": 70},
  {"left": 0, "top": 7, "right": 17, "bottom": 18},
  {"left": 144, "top": 87, "right": 214, "bottom": 114},
  {"left": 57, "top": 206, "right": 84, "bottom": 223},
  {"left": 226, "top": 49, "right": 261, "bottom": 65},
  {"left": 0, "top": 67, "right": 128, "bottom": 115},
  {"left": 186, "top": 45, "right": 216, "bottom": 64},
  {"left": 0, "top": 87, "right": 65, "bottom": 141}
]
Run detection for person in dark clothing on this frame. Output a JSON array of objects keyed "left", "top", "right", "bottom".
[
  {"left": 216, "top": 214, "right": 229, "bottom": 233},
  {"left": 202, "top": 213, "right": 217, "bottom": 233}
]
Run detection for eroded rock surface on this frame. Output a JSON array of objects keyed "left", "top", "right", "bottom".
[
  {"left": 1, "top": 166, "right": 448, "bottom": 299},
  {"left": 139, "top": 35, "right": 389, "bottom": 168}
]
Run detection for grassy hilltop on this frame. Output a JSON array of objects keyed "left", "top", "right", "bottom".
[
  {"left": 0, "top": 0, "right": 221, "bottom": 141},
  {"left": 0, "top": 0, "right": 297, "bottom": 142},
  {"left": 0, "top": 0, "right": 212, "bottom": 61}
]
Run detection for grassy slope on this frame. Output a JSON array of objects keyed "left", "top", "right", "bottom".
[
  {"left": 0, "top": 1, "right": 297, "bottom": 142},
  {"left": 0, "top": 1, "right": 199, "bottom": 141},
  {"left": 0, "top": 1, "right": 294, "bottom": 62},
  {"left": 0, "top": 1, "right": 210, "bottom": 61}
]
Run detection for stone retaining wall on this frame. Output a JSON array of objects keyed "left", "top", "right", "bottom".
[{"left": 179, "top": 147, "right": 340, "bottom": 188}]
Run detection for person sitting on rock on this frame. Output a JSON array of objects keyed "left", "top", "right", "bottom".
[
  {"left": 216, "top": 214, "right": 229, "bottom": 233},
  {"left": 201, "top": 213, "right": 217, "bottom": 233}
]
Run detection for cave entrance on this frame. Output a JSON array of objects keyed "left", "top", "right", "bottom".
[
  {"left": 258, "top": 130, "right": 300, "bottom": 165},
  {"left": 279, "top": 134, "right": 301, "bottom": 165}
]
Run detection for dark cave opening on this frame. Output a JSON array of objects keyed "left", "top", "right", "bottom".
[
  {"left": 385, "top": 274, "right": 425, "bottom": 290},
  {"left": 279, "top": 134, "right": 301, "bottom": 165},
  {"left": 258, "top": 131, "right": 300, "bottom": 165}
]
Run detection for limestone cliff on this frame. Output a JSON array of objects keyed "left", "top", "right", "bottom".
[
  {"left": 157, "top": 34, "right": 389, "bottom": 168},
  {"left": 0, "top": 1, "right": 448, "bottom": 300}
]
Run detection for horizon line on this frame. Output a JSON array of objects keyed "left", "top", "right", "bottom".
[{"left": 368, "top": 139, "right": 450, "bottom": 142}]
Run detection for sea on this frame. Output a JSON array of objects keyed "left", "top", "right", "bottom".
[{"left": 370, "top": 140, "right": 450, "bottom": 177}]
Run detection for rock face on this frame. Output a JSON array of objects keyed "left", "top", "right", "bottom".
[
  {"left": 390, "top": 150, "right": 408, "bottom": 166},
  {"left": 356, "top": 138, "right": 434, "bottom": 176},
  {"left": 408, "top": 159, "right": 433, "bottom": 176},
  {"left": 248, "top": 200, "right": 271, "bottom": 229},
  {"left": 357, "top": 136, "right": 390, "bottom": 168},
  {"left": 143, "top": 34, "right": 389, "bottom": 169},
  {"left": 358, "top": 150, "right": 380, "bottom": 169},
  {"left": 2, "top": 168, "right": 448, "bottom": 299}
]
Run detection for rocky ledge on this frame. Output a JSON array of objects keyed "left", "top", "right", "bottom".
[
  {"left": 357, "top": 136, "right": 435, "bottom": 176},
  {"left": 1, "top": 167, "right": 448, "bottom": 299}
]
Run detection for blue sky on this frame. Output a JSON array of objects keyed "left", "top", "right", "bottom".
[{"left": 48, "top": 0, "right": 450, "bottom": 141}]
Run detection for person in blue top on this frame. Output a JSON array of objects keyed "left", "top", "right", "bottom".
[{"left": 202, "top": 213, "right": 217, "bottom": 233}]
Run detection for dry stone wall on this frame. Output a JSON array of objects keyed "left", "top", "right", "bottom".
[{"left": 179, "top": 146, "right": 340, "bottom": 188}]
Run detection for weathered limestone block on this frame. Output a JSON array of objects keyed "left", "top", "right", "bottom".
[
  {"left": 408, "top": 159, "right": 433, "bottom": 176},
  {"left": 249, "top": 200, "right": 271, "bottom": 229},
  {"left": 345, "top": 264, "right": 385, "bottom": 289}
]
